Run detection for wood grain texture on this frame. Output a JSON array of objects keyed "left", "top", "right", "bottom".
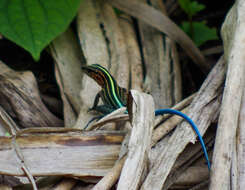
[
  {"left": 97, "top": 2, "right": 129, "bottom": 88},
  {"left": 161, "top": 130, "right": 215, "bottom": 190},
  {"left": 210, "top": 1, "right": 245, "bottom": 189},
  {"left": 50, "top": 29, "right": 83, "bottom": 115},
  {"left": 76, "top": 0, "right": 129, "bottom": 129},
  {"left": 0, "top": 62, "right": 63, "bottom": 128},
  {"left": 76, "top": 0, "right": 109, "bottom": 129},
  {"left": 92, "top": 155, "right": 126, "bottom": 190},
  {"left": 141, "top": 56, "right": 225, "bottom": 190},
  {"left": 77, "top": 0, "right": 129, "bottom": 87},
  {"left": 50, "top": 29, "right": 83, "bottom": 127},
  {"left": 118, "top": 15, "right": 143, "bottom": 91},
  {"left": 109, "top": 0, "right": 208, "bottom": 72},
  {"left": 117, "top": 90, "right": 155, "bottom": 190},
  {"left": 136, "top": 0, "right": 181, "bottom": 108},
  {"left": 0, "top": 131, "right": 125, "bottom": 177},
  {"left": 237, "top": 92, "right": 245, "bottom": 189}
]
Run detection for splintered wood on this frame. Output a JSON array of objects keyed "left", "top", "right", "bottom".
[
  {"left": 141, "top": 56, "right": 225, "bottom": 190},
  {"left": 117, "top": 90, "right": 155, "bottom": 190},
  {"left": 0, "top": 131, "right": 125, "bottom": 177},
  {"left": 210, "top": 1, "right": 245, "bottom": 189},
  {"left": 0, "top": 62, "right": 63, "bottom": 128},
  {"left": 0, "top": 0, "right": 238, "bottom": 189}
]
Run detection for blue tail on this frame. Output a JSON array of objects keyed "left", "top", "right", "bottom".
[{"left": 155, "top": 108, "right": 211, "bottom": 170}]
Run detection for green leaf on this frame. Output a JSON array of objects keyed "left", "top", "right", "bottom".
[
  {"left": 0, "top": 0, "right": 82, "bottom": 60},
  {"left": 114, "top": 8, "right": 123, "bottom": 15},
  {"left": 5, "top": 132, "right": 10, "bottom": 137},
  {"left": 178, "top": 0, "right": 205, "bottom": 17},
  {"left": 181, "top": 21, "right": 218, "bottom": 47}
]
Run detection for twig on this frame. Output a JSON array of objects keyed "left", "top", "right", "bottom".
[
  {"left": 12, "top": 137, "right": 37, "bottom": 190},
  {"left": 141, "top": 56, "right": 225, "bottom": 190},
  {"left": 92, "top": 155, "right": 127, "bottom": 190}
]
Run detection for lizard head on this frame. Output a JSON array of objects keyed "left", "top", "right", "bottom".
[{"left": 82, "top": 64, "right": 115, "bottom": 87}]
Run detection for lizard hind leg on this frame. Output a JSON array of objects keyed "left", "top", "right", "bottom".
[{"left": 84, "top": 115, "right": 103, "bottom": 130}]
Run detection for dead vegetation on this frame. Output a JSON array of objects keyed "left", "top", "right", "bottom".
[{"left": 0, "top": 0, "right": 242, "bottom": 190}]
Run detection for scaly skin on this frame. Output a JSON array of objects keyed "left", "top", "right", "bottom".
[{"left": 82, "top": 64, "right": 210, "bottom": 170}]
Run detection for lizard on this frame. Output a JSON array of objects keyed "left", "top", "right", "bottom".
[{"left": 82, "top": 64, "right": 211, "bottom": 170}]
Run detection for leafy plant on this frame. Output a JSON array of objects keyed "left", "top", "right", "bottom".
[
  {"left": 0, "top": 0, "right": 82, "bottom": 60},
  {"left": 178, "top": 0, "right": 218, "bottom": 46}
]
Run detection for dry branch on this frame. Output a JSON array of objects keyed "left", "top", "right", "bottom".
[
  {"left": 152, "top": 107, "right": 188, "bottom": 146},
  {"left": 0, "top": 105, "right": 19, "bottom": 135},
  {"left": 237, "top": 91, "right": 245, "bottom": 189},
  {"left": 141, "top": 56, "right": 225, "bottom": 190},
  {"left": 171, "top": 166, "right": 208, "bottom": 187},
  {"left": 0, "top": 61, "right": 63, "bottom": 128},
  {"left": 0, "top": 131, "right": 125, "bottom": 177},
  {"left": 117, "top": 90, "right": 155, "bottom": 190},
  {"left": 92, "top": 155, "right": 126, "bottom": 190},
  {"left": 118, "top": 14, "right": 143, "bottom": 91},
  {"left": 109, "top": 0, "right": 208, "bottom": 72},
  {"left": 136, "top": 0, "right": 182, "bottom": 108},
  {"left": 76, "top": 0, "right": 130, "bottom": 129},
  {"left": 162, "top": 130, "right": 215, "bottom": 190},
  {"left": 210, "top": 1, "right": 245, "bottom": 189},
  {"left": 50, "top": 28, "right": 84, "bottom": 126}
]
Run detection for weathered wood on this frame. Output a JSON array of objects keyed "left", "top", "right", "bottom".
[
  {"left": 141, "top": 56, "right": 225, "bottom": 190},
  {"left": 136, "top": 0, "right": 181, "bottom": 108},
  {"left": 76, "top": 0, "right": 129, "bottom": 129},
  {"left": 0, "top": 131, "right": 125, "bottom": 177},
  {"left": 109, "top": 0, "right": 208, "bottom": 72},
  {"left": 92, "top": 155, "right": 126, "bottom": 190},
  {"left": 76, "top": 0, "right": 110, "bottom": 129},
  {"left": 97, "top": 2, "right": 129, "bottom": 88},
  {"left": 50, "top": 28, "right": 84, "bottom": 126},
  {"left": 118, "top": 15, "right": 143, "bottom": 91},
  {"left": 152, "top": 0, "right": 182, "bottom": 104},
  {"left": 210, "top": 1, "right": 245, "bottom": 189},
  {"left": 162, "top": 130, "right": 215, "bottom": 190},
  {"left": 152, "top": 107, "right": 188, "bottom": 146},
  {"left": 117, "top": 90, "right": 155, "bottom": 190},
  {"left": 48, "top": 178, "right": 77, "bottom": 190},
  {"left": 170, "top": 167, "right": 208, "bottom": 188},
  {"left": 0, "top": 105, "right": 19, "bottom": 136},
  {"left": 0, "top": 62, "right": 63, "bottom": 128},
  {"left": 154, "top": 93, "right": 196, "bottom": 125},
  {"left": 237, "top": 91, "right": 245, "bottom": 189},
  {"left": 77, "top": 0, "right": 129, "bottom": 86}
]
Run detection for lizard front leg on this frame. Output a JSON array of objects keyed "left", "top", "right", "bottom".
[{"left": 89, "top": 90, "right": 115, "bottom": 115}]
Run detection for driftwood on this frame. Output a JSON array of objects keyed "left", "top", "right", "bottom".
[
  {"left": 118, "top": 15, "right": 143, "bottom": 91},
  {"left": 0, "top": 62, "right": 63, "bottom": 128},
  {"left": 141, "top": 56, "right": 225, "bottom": 189},
  {"left": 109, "top": 0, "right": 208, "bottom": 72},
  {"left": 75, "top": 0, "right": 130, "bottom": 129},
  {"left": 161, "top": 129, "right": 215, "bottom": 190},
  {"left": 117, "top": 90, "right": 155, "bottom": 190},
  {"left": 82, "top": 89, "right": 214, "bottom": 190},
  {"left": 50, "top": 28, "right": 84, "bottom": 127},
  {"left": 170, "top": 166, "right": 208, "bottom": 188},
  {"left": 210, "top": 1, "right": 245, "bottom": 189},
  {"left": 0, "top": 0, "right": 234, "bottom": 189},
  {"left": 46, "top": 178, "right": 77, "bottom": 190},
  {"left": 92, "top": 156, "right": 127, "bottom": 190},
  {"left": 136, "top": 0, "right": 182, "bottom": 108},
  {"left": 0, "top": 105, "right": 19, "bottom": 135},
  {"left": 0, "top": 130, "right": 124, "bottom": 177},
  {"left": 237, "top": 91, "right": 245, "bottom": 189}
]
